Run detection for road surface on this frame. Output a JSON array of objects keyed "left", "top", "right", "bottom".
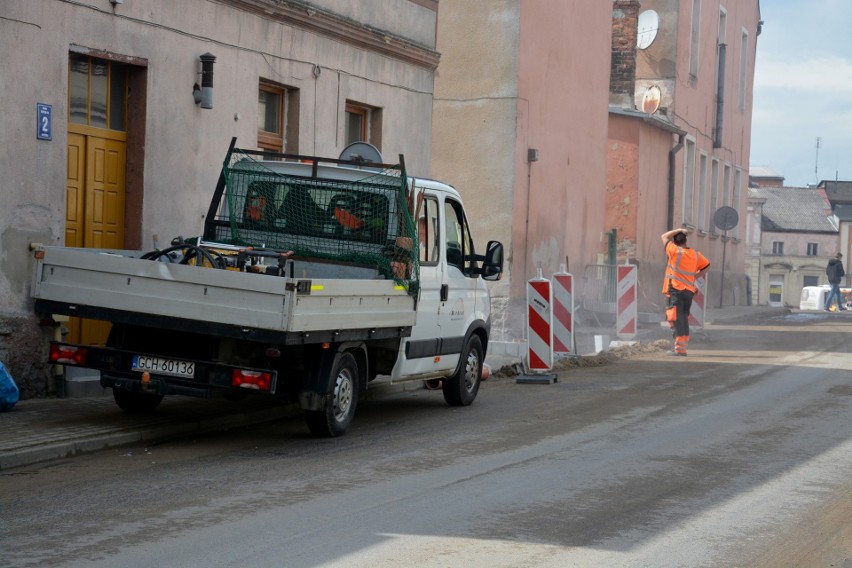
[{"left": 1, "top": 312, "right": 850, "bottom": 567}]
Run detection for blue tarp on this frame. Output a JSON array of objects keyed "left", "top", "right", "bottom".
[{"left": 0, "top": 361, "right": 20, "bottom": 411}]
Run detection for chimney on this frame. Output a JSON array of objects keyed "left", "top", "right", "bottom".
[{"left": 610, "top": 0, "right": 641, "bottom": 108}]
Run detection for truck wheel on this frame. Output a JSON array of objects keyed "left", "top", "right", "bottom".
[
  {"left": 112, "top": 388, "right": 164, "bottom": 414},
  {"left": 443, "top": 335, "right": 482, "bottom": 407},
  {"left": 305, "top": 352, "right": 359, "bottom": 437}
]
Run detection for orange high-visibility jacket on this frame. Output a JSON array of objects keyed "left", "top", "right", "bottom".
[{"left": 662, "top": 241, "right": 710, "bottom": 295}]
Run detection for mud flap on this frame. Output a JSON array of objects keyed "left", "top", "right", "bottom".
[{"left": 298, "top": 347, "right": 338, "bottom": 412}]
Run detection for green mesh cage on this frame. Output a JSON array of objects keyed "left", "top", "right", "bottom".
[{"left": 209, "top": 148, "right": 419, "bottom": 294}]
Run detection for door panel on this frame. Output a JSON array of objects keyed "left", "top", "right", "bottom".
[
  {"left": 86, "top": 137, "right": 126, "bottom": 250},
  {"left": 65, "top": 132, "right": 125, "bottom": 345},
  {"left": 66, "top": 133, "right": 86, "bottom": 248}
]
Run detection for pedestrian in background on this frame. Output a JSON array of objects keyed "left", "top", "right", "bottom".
[
  {"left": 661, "top": 228, "right": 711, "bottom": 356},
  {"left": 824, "top": 252, "right": 846, "bottom": 312}
]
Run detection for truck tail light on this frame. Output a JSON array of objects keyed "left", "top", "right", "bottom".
[
  {"left": 49, "top": 344, "right": 88, "bottom": 366},
  {"left": 232, "top": 369, "right": 272, "bottom": 391}
]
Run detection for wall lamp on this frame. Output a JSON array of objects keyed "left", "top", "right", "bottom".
[{"left": 192, "top": 53, "right": 216, "bottom": 109}]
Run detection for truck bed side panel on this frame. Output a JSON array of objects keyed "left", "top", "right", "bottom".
[
  {"left": 34, "top": 248, "right": 289, "bottom": 330},
  {"left": 290, "top": 279, "right": 416, "bottom": 331}
]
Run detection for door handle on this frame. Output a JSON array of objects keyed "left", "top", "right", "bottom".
[{"left": 440, "top": 284, "right": 449, "bottom": 302}]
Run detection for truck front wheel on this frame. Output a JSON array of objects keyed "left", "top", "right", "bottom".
[
  {"left": 305, "top": 352, "right": 359, "bottom": 437},
  {"left": 112, "top": 388, "right": 164, "bottom": 414},
  {"left": 443, "top": 335, "right": 482, "bottom": 407}
]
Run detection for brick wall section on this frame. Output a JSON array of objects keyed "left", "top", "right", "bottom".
[{"left": 610, "top": 0, "right": 640, "bottom": 101}]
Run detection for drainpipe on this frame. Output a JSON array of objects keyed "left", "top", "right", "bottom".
[{"left": 667, "top": 133, "right": 685, "bottom": 230}]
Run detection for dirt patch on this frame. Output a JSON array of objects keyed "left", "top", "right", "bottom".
[{"left": 490, "top": 339, "right": 671, "bottom": 378}]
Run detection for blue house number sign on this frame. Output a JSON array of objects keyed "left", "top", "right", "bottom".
[{"left": 37, "top": 103, "right": 52, "bottom": 141}]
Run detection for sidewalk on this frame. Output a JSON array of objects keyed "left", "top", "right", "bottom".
[{"left": 0, "top": 305, "right": 793, "bottom": 471}]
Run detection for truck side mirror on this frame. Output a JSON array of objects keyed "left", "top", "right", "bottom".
[{"left": 481, "top": 240, "right": 503, "bottom": 281}]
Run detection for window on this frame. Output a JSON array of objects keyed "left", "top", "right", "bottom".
[
  {"left": 732, "top": 168, "right": 742, "bottom": 237},
  {"left": 772, "top": 241, "right": 784, "bottom": 255},
  {"left": 69, "top": 53, "right": 127, "bottom": 131},
  {"left": 258, "top": 83, "right": 283, "bottom": 152},
  {"left": 444, "top": 199, "right": 473, "bottom": 275},
  {"left": 709, "top": 159, "right": 720, "bottom": 232},
  {"left": 418, "top": 197, "right": 440, "bottom": 264},
  {"left": 258, "top": 82, "right": 298, "bottom": 153},
  {"left": 345, "top": 104, "right": 368, "bottom": 145},
  {"left": 698, "top": 153, "right": 708, "bottom": 230},
  {"left": 682, "top": 138, "right": 696, "bottom": 225},
  {"left": 807, "top": 243, "right": 819, "bottom": 256},
  {"left": 739, "top": 29, "right": 749, "bottom": 111},
  {"left": 345, "top": 101, "right": 383, "bottom": 149},
  {"left": 803, "top": 275, "right": 819, "bottom": 287},
  {"left": 689, "top": 0, "right": 701, "bottom": 79},
  {"left": 723, "top": 164, "right": 731, "bottom": 206}
]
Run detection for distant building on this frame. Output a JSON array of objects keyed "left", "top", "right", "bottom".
[
  {"left": 819, "top": 180, "right": 852, "bottom": 262},
  {"left": 749, "top": 166, "right": 785, "bottom": 188},
  {"left": 746, "top": 186, "right": 837, "bottom": 306}
]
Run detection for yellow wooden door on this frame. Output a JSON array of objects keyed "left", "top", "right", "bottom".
[
  {"left": 85, "top": 137, "right": 126, "bottom": 249},
  {"left": 65, "top": 131, "right": 126, "bottom": 345},
  {"left": 66, "top": 133, "right": 86, "bottom": 248}
]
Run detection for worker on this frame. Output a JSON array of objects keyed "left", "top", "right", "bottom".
[{"left": 661, "top": 228, "right": 710, "bottom": 357}]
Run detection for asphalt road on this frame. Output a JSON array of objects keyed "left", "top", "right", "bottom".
[{"left": 1, "top": 312, "right": 851, "bottom": 567}]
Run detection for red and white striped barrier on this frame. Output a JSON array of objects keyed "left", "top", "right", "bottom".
[
  {"left": 526, "top": 270, "right": 553, "bottom": 371},
  {"left": 552, "top": 265, "right": 575, "bottom": 354},
  {"left": 688, "top": 276, "right": 707, "bottom": 330},
  {"left": 616, "top": 264, "right": 638, "bottom": 339}
]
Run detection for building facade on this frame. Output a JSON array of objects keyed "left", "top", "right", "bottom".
[
  {"left": 606, "top": 0, "right": 761, "bottom": 312},
  {"left": 431, "top": 0, "right": 614, "bottom": 341},
  {"left": 746, "top": 186, "right": 838, "bottom": 307},
  {"left": 0, "top": 0, "right": 439, "bottom": 396}
]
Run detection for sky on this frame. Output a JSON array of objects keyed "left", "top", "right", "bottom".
[{"left": 750, "top": 0, "right": 852, "bottom": 187}]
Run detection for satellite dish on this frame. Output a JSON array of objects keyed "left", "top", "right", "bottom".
[
  {"left": 713, "top": 206, "right": 739, "bottom": 231},
  {"left": 637, "top": 10, "right": 659, "bottom": 50},
  {"left": 339, "top": 141, "right": 384, "bottom": 168},
  {"left": 642, "top": 85, "right": 661, "bottom": 114}
]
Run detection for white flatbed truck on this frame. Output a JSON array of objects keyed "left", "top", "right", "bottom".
[{"left": 32, "top": 142, "right": 503, "bottom": 436}]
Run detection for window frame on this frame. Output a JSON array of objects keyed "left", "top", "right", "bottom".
[
  {"left": 697, "top": 152, "right": 708, "bottom": 230},
  {"left": 258, "top": 82, "right": 286, "bottom": 153},
  {"left": 682, "top": 138, "right": 696, "bottom": 225},
  {"left": 417, "top": 196, "right": 440, "bottom": 266},
  {"left": 68, "top": 53, "right": 128, "bottom": 132},
  {"left": 689, "top": 0, "right": 702, "bottom": 79},
  {"left": 739, "top": 28, "right": 749, "bottom": 111},
  {"left": 345, "top": 103, "right": 369, "bottom": 145}
]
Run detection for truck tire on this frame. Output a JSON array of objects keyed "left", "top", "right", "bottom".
[
  {"left": 443, "top": 335, "right": 482, "bottom": 407},
  {"left": 112, "top": 388, "right": 164, "bottom": 414},
  {"left": 305, "top": 351, "right": 359, "bottom": 437}
]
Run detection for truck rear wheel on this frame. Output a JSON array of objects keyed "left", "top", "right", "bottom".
[
  {"left": 112, "top": 388, "right": 164, "bottom": 414},
  {"left": 443, "top": 335, "right": 482, "bottom": 406},
  {"left": 305, "top": 351, "right": 359, "bottom": 437}
]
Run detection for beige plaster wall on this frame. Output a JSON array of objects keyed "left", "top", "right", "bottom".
[{"left": 0, "top": 0, "right": 437, "bottom": 395}]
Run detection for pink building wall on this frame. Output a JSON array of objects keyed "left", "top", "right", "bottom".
[
  {"left": 433, "top": 1, "right": 613, "bottom": 340},
  {"left": 510, "top": 1, "right": 613, "bottom": 319},
  {"left": 611, "top": 0, "right": 761, "bottom": 309},
  {"left": 607, "top": 112, "right": 680, "bottom": 310}
]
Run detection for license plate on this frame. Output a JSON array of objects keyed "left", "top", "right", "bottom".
[{"left": 132, "top": 355, "right": 195, "bottom": 379}]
